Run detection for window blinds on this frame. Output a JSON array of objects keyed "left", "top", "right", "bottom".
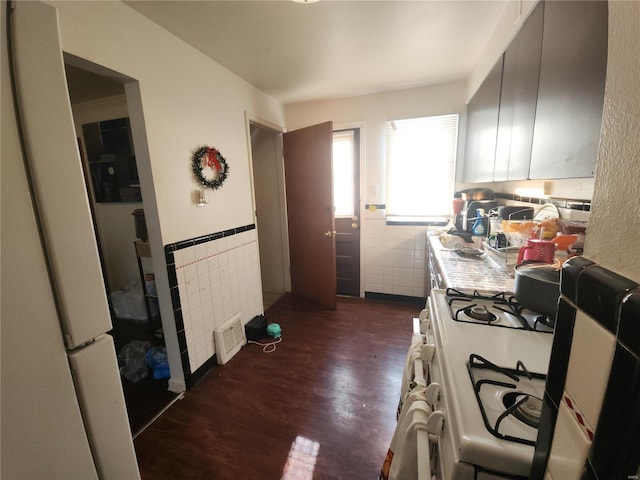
[{"left": 385, "top": 114, "right": 459, "bottom": 218}]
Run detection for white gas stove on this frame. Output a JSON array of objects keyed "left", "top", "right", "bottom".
[{"left": 403, "top": 288, "right": 554, "bottom": 479}]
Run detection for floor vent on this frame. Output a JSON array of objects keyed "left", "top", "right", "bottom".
[{"left": 213, "top": 313, "right": 246, "bottom": 365}]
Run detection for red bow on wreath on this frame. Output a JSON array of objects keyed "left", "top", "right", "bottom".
[{"left": 204, "top": 147, "right": 222, "bottom": 172}]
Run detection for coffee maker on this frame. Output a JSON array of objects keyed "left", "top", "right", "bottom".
[{"left": 454, "top": 188, "right": 497, "bottom": 231}]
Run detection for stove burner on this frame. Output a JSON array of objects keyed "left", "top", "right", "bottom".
[
  {"left": 468, "top": 354, "right": 547, "bottom": 445},
  {"left": 445, "top": 288, "right": 553, "bottom": 332},
  {"left": 503, "top": 392, "right": 543, "bottom": 428},
  {"left": 465, "top": 305, "right": 497, "bottom": 322}
]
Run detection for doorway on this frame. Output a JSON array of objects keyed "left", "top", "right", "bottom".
[
  {"left": 65, "top": 61, "right": 178, "bottom": 437},
  {"left": 333, "top": 128, "right": 361, "bottom": 297},
  {"left": 248, "top": 122, "right": 290, "bottom": 310}
]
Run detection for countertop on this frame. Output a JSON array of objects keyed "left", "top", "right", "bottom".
[{"left": 428, "top": 234, "right": 515, "bottom": 294}]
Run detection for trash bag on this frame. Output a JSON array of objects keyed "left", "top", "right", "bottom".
[
  {"left": 117, "top": 340, "right": 151, "bottom": 383},
  {"left": 145, "top": 346, "right": 170, "bottom": 380}
]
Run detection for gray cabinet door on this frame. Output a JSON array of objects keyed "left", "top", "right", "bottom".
[
  {"left": 494, "top": 2, "right": 544, "bottom": 181},
  {"left": 464, "top": 55, "right": 504, "bottom": 182},
  {"left": 529, "top": 1, "right": 608, "bottom": 179}
]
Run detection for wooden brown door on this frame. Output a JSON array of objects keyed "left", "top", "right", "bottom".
[
  {"left": 283, "top": 122, "right": 336, "bottom": 309},
  {"left": 333, "top": 128, "right": 360, "bottom": 297}
]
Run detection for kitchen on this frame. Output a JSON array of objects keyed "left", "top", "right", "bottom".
[{"left": 2, "top": 1, "right": 639, "bottom": 479}]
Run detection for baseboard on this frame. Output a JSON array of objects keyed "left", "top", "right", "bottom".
[{"left": 364, "top": 291, "right": 426, "bottom": 305}]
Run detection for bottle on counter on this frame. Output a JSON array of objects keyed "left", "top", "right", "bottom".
[{"left": 471, "top": 209, "right": 489, "bottom": 236}]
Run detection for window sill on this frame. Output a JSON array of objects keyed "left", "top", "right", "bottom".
[{"left": 385, "top": 216, "right": 449, "bottom": 226}]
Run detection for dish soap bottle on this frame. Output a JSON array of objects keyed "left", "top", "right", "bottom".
[{"left": 471, "top": 209, "right": 487, "bottom": 236}]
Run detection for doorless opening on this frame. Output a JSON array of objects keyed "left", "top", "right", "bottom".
[
  {"left": 64, "top": 59, "right": 178, "bottom": 437},
  {"left": 248, "top": 122, "right": 289, "bottom": 310}
]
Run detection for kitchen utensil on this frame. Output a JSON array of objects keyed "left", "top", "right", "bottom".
[
  {"left": 517, "top": 238, "right": 555, "bottom": 264},
  {"left": 533, "top": 203, "right": 560, "bottom": 221},
  {"left": 501, "top": 220, "right": 536, "bottom": 247},
  {"left": 551, "top": 235, "right": 578, "bottom": 251},
  {"left": 513, "top": 263, "right": 561, "bottom": 319},
  {"left": 497, "top": 206, "right": 534, "bottom": 221},
  {"left": 454, "top": 244, "right": 484, "bottom": 258},
  {"left": 488, "top": 233, "right": 508, "bottom": 249},
  {"left": 556, "top": 219, "right": 588, "bottom": 235},
  {"left": 452, "top": 197, "right": 465, "bottom": 215},
  {"left": 457, "top": 188, "right": 495, "bottom": 201}
]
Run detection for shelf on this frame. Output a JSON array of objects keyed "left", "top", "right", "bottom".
[{"left": 135, "top": 240, "right": 151, "bottom": 257}]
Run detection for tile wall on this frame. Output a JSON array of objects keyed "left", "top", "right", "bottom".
[
  {"left": 531, "top": 257, "right": 640, "bottom": 479},
  {"left": 360, "top": 193, "right": 591, "bottom": 301},
  {"left": 164, "top": 225, "right": 263, "bottom": 386},
  {"left": 362, "top": 207, "right": 430, "bottom": 299}
]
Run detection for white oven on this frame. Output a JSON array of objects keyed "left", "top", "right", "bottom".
[{"left": 385, "top": 288, "right": 554, "bottom": 480}]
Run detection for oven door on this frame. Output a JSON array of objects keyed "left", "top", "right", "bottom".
[
  {"left": 427, "top": 293, "right": 477, "bottom": 480},
  {"left": 384, "top": 323, "right": 438, "bottom": 480}
]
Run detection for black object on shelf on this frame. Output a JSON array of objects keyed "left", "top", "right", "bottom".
[{"left": 82, "top": 117, "right": 142, "bottom": 203}]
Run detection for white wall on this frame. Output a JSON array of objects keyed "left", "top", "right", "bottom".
[
  {"left": 584, "top": 2, "right": 640, "bottom": 282},
  {"left": 46, "top": 0, "right": 286, "bottom": 389},
  {"left": 286, "top": 81, "right": 468, "bottom": 297}
]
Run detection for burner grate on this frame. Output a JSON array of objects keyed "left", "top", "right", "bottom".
[
  {"left": 467, "top": 354, "right": 546, "bottom": 446},
  {"left": 445, "top": 288, "right": 553, "bottom": 332}
]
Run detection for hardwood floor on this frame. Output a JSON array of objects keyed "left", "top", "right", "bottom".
[{"left": 134, "top": 294, "right": 424, "bottom": 480}]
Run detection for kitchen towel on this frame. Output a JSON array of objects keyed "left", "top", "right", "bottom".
[{"left": 380, "top": 398, "right": 431, "bottom": 480}]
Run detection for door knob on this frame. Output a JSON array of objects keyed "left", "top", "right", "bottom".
[
  {"left": 352, "top": 215, "right": 359, "bottom": 230},
  {"left": 324, "top": 230, "right": 336, "bottom": 237}
]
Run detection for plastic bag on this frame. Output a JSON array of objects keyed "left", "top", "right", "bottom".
[
  {"left": 117, "top": 340, "right": 151, "bottom": 383},
  {"left": 145, "top": 346, "right": 170, "bottom": 379}
]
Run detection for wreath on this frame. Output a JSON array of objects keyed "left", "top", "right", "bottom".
[{"left": 192, "top": 146, "right": 229, "bottom": 189}]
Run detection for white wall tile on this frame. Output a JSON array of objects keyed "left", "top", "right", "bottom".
[
  {"left": 564, "top": 310, "right": 615, "bottom": 428},
  {"left": 175, "top": 234, "right": 263, "bottom": 372},
  {"left": 546, "top": 399, "right": 592, "bottom": 480},
  {"left": 173, "top": 250, "right": 184, "bottom": 268},
  {"left": 182, "top": 246, "right": 196, "bottom": 265}
]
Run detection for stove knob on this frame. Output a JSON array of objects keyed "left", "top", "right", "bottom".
[
  {"left": 426, "top": 410, "right": 445, "bottom": 436},
  {"left": 420, "top": 319, "right": 431, "bottom": 334},
  {"left": 425, "top": 382, "right": 440, "bottom": 406},
  {"left": 420, "top": 344, "right": 435, "bottom": 363},
  {"left": 419, "top": 308, "right": 429, "bottom": 321}
]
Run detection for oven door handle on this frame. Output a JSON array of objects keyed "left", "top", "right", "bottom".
[
  {"left": 425, "top": 382, "right": 440, "bottom": 407},
  {"left": 416, "top": 425, "right": 432, "bottom": 480},
  {"left": 426, "top": 410, "right": 445, "bottom": 437},
  {"left": 414, "top": 408, "right": 444, "bottom": 480}
]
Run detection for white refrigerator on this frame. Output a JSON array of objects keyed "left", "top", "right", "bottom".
[{"left": 2, "top": 1, "right": 140, "bottom": 478}]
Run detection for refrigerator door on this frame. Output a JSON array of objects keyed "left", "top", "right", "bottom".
[
  {"left": 11, "top": 0, "right": 112, "bottom": 348},
  {"left": 68, "top": 334, "right": 141, "bottom": 479}
]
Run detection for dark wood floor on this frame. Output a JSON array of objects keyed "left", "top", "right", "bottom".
[{"left": 134, "top": 294, "right": 424, "bottom": 480}]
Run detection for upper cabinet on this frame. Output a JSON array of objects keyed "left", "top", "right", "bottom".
[
  {"left": 494, "top": 2, "right": 544, "bottom": 182},
  {"left": 463, "top": 55, "right": 503, "bottom": 183},
  {"left": 463, "top": 0, "right": 608, "bottom": 183},
  {"left": 529, "top": 1, "right": 608, "bottom": 179}
]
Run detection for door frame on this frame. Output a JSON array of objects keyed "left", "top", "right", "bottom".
[
  {"left": 334, "top": 122, "right": 366, "bottom": 297},
  {"left": 244, "top": 113, "right": 291, "bottom": 294},
  {"left": 60, "top": 54, "right": 185, "bottom": 393}
]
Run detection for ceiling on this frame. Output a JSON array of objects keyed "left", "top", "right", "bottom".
[{"left": 120, "top": 0, "right": 509, "bottom": 104}]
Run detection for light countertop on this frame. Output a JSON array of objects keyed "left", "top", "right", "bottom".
[{"left": 428, "top": 234, "right": 515, "bottom": 294}]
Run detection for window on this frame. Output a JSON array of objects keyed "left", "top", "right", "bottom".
[
  {"left": 332, "top": 129, "right": 357, "bottom": 217},
  {"left": 385, "top": 114, "right": 458, "bottom": 221}
]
